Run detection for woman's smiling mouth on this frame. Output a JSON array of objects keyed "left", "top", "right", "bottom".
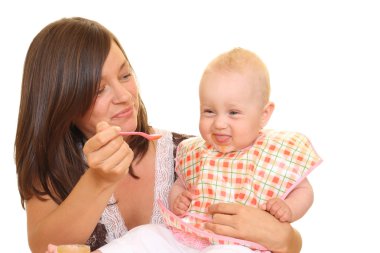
[{"left": 112, "top": 107, "right": 133, "bottom": 119}]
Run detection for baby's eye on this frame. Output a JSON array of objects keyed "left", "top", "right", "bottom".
[
  {"left": 201, "top": 109, "right": 215, "bottom": 117},
  {"left": 203, "top": 109, "right": 214, "bottom": 114},
  {"left": 229, "top": 111, "right": 239, "bottom": 116}
]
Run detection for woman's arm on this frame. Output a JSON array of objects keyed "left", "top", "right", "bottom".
[
  {"left": 206, "top": 203, "right": 302, "bottom": 253},
  {"left": 27, "top": 172, "right": 114, "bottom": 253},
  {"left": 28, "top": 122, "right": 133, "bottom": 253}
]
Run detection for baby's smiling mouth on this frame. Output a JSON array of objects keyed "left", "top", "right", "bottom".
[{"left": 212, "top": 134, "right": 231, "bottom": 145}]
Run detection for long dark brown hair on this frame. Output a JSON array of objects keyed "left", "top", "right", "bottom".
[{"left": 15, "top": 17, "right": 150, "bottom": 208}]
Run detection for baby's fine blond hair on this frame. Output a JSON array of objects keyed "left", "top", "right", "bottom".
[{"left": 201, "top": 47, "right": 271, "bottom": 105}]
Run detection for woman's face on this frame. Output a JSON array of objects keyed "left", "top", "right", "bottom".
[{"left": 75, "top": 41, "right": 139, "bottom": 138}]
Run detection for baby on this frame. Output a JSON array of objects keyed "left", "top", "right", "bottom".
[{"left": 161, "top": 47, "right": 322, "bottom": 250}]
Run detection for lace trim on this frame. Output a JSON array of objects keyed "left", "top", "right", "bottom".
[
  {"left": 102, "top": 195, "right": 128, "bottom": 243},
  {"left": 151, "top": 129, "right": 174, "bottom": 224}
]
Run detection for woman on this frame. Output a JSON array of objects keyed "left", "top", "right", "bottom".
[{"left": 15, "top": 17, "right": 301, "bottom": 253}]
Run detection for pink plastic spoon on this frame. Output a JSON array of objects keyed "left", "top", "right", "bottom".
[{"left": 119, "top": 131, "right": 162, "bottom": 141}]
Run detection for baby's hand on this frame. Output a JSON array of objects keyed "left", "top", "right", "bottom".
[
  {"left": 172, "top": 190, "right": 193, "bottom": 216},
  {"left": 260, "top": 198, "right": 292, "bottom": 222}
]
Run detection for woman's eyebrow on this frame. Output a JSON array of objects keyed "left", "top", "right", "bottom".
[
  {"left": 101, "top": 60, "right": 129, "bottom": 79},
  {"left": 119, "top": 60, "right": 128, "bottom": 72}
]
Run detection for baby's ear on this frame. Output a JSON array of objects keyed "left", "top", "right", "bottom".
[{"left": 260, "top": 102, "right": 275, "bottom": 128}]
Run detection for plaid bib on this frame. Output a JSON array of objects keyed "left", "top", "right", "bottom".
[{"left": 160, "top": 129, "right": 322, "bottom": 251}]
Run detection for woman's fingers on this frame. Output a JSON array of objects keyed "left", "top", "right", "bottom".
[
  {"left": 207, "top": 202, "right": 300, "bottom": 252},
  {"left": 99, "top": 142, "right": 133, "bottom": 176},
  {"left": 86, "top": 135, "right": 124, "bottom": 168},
  {"left": 208, "top": 202, "right": 241, "bottom": 215},
  {"left": 206, "top": 203, "right": 246, "bottom": 239},
  {"left": 83, "top": 121, "right": 133, "bottom": 183},
  {"left": 83, "top": 121, "right": 121, "bottom": 155},
  {"left": 204, "top": 222, "right": 239, "bottom": 239},
  {"left": 205, "top": 215, "right": 251, "bottom": 242},
  {"left": 207, "top": 203, "right": 271, "bottom": 241}
]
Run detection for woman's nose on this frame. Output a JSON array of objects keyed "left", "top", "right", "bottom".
[{"left": 112, "top": 82, "right": 131, "bottom": 103}]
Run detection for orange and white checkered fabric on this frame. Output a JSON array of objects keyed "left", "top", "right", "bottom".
[{"left": 160, "top": 129, "right": 322, "bottom": 251}]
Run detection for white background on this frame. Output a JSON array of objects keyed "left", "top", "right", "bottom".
[{"left": 1, "top": 0, "right": 379, "bottom": 252}]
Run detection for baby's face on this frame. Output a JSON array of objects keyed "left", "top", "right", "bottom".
[{"left": 199, "top": 70, "right": 267, "bottom": 153}]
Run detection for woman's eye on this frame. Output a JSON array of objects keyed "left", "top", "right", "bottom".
[
  {"left": 121, "top": 73, "right": 131, "bottom": 81},
  {"left": 97, "top": 86, "right": 105, "bottom": 95}
]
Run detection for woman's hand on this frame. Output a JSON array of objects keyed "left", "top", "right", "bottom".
[
  {"left": 206, "top": 203, "right": 302, "bottom": 253},
  {"left": 83, "top": 121, "right": 134, "bottom": 187}
]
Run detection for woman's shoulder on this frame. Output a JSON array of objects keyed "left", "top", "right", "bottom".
[{"left": 171, "top": 132, "right": 196, "bottom": 147}]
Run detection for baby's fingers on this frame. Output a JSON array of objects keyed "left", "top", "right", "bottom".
[{"left": 181, "top": 190, "right": 194, "bottom": 201}]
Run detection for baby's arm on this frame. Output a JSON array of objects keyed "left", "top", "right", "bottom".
[
  {"left": 261, "top": 178, "right": 314, "bottom": 222},
  {"left": 169, "top": 178, "right": 193, "bottom": 216}
]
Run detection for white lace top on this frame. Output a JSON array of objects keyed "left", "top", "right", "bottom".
[{"left": 99, "top": 129, "right": 175, "bottom": 243}]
